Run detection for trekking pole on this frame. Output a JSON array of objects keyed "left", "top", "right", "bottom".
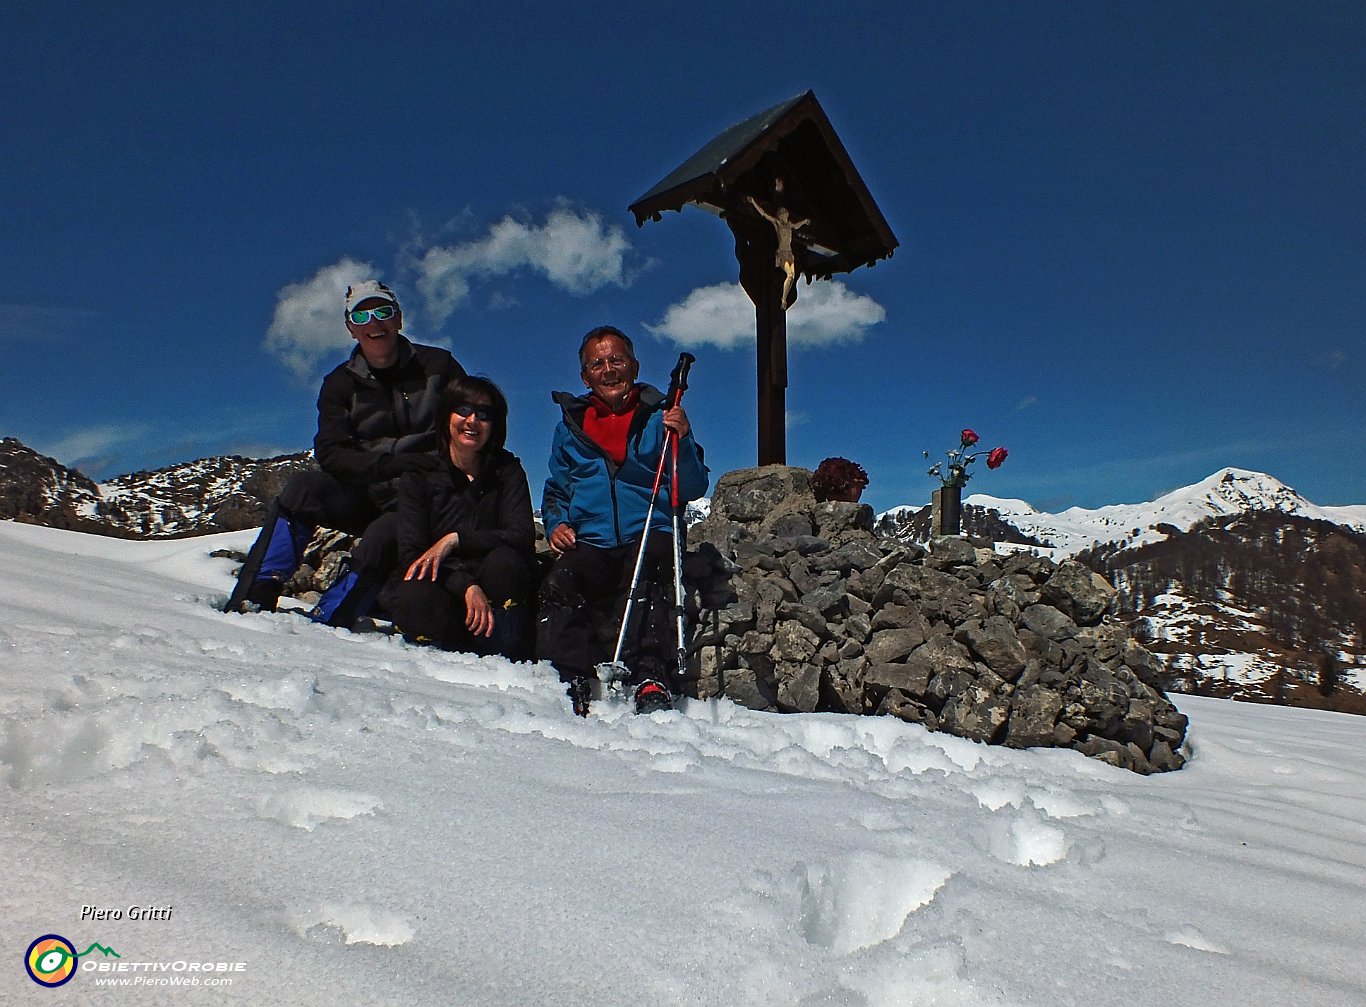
[
  {"left": 598, "top": 352, "right": 695, "bottom": 690},
  {"left": 668, "top": 366, "right": 692, "bottom": 685}
]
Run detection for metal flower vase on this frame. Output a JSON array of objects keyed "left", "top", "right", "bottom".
[{"left": 932, "top": 483, "right": 963, "bottom": 537}]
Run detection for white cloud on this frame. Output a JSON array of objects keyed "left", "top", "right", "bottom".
[
  {"left": 415, "top": 205, "right": 632, "bottom": 327},
  {"left": 30, "top": 424, "right": 150, "bottom": 476},
  {"left": 264, "top": 257, "right": 377, "bottom": 379},
  {"left": 38, "top": 425, "right": 146, "bottom": 462},
  {"left": 646, "top": 280, "right": 886, "bottom": 350}
]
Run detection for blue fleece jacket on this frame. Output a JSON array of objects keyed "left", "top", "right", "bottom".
[{"left": 541, "top": 383, "right": 708, "bottom": 549}]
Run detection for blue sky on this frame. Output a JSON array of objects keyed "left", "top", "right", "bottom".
[{"left": 4, "top": 2, "right": 1363, "bottom": 513}]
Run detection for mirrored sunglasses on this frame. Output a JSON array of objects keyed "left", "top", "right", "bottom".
[
  {"left": 453, "top": 403, "right": 495, "bottom": 423},
  {"left": 347, "top": 304, "right": 397, "bottom": 325}
]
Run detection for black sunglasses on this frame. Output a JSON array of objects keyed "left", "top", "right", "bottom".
[{"left": 453, "top": 402, "right": 495, "bottom": 423}]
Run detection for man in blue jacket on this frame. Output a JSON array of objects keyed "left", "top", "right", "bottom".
[
  {"left": 225, "top": 279, "right": 464, "bottom": 626},
  {"left": 538, "top": 325, "right": 708, "bottom": 713}
]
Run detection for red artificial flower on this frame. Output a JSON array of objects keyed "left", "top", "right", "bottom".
[
  {"left": 986, "top": 447, "right": 1008, "bottom": 469},
  {"left": 960, "top": 428, "right": 980, "bottom": 446}
]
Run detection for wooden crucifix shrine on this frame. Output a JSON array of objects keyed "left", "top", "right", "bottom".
[{"left": 629, "top": 91, "right": 898, "bottom": 465}]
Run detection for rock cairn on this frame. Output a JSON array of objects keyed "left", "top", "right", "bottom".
[{"left": 685, "top": 467, "right": 1188, "bottom": 774}]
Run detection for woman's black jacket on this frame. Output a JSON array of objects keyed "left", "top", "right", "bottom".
[{"left": 393, "top": 449, "right": 536, "bottom": 596}]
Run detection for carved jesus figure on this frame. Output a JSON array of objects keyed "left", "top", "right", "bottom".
[{"left": 747, "top": 179, "right": 810, "bottom": 308}]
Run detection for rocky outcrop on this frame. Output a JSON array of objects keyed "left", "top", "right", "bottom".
[
  {"left": 0, "top": 437, "right": 109, "bottom": 533},
  {"left": 0, "top": 436, "right": 316, "bottom": 539},
  {"left": 685, "top": 466, "right": 1188, "bottom": 774}
]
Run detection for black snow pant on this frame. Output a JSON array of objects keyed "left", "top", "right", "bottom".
[
  {"left": 535, "top": 530, "right": 678, "bottom": 690},
  {"left": 225, "top": 471, "right": 398, "bottom": 626},
  {"left": 380, "top": 546, "right": 536, "bottom": 660}
]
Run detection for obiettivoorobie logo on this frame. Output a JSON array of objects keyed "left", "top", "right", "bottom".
[{"left": 24, "top": 934, "right": 119, "bottom": 988}]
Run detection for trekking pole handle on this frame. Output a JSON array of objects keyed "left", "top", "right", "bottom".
[{"left": 666, "top": 352, "right": 695, "bottom": 408}]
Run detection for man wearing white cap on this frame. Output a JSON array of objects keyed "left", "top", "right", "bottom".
[{"left": 226, "top": 280, "right": 465, "bottom": 626}]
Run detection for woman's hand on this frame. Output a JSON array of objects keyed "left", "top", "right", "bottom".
[
  {"left": 465, "top": 584, "right": 495, "bottom": 638},
  {"left": 403, "top": 532, "right": 459, "bottom": 581}
]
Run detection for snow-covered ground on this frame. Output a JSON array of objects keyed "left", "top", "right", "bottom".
[{"left": 3, "top": 520, "right": 1365, "bottom": 1006}]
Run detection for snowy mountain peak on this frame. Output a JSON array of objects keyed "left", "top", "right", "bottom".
[
  {"left": 957, "top": 468, "right": 1366, "bottom": 558},
  {"left": 1163, "top": 467, "right": 1308, "bottom": 519}
]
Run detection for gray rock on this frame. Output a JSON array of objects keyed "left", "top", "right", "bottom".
[
  {"left": 822, "top": 658, "right": 868, "bottom": 713},
  {"left": 717, "top": 601, "right": 755, "bottom": 633},
  {"left": 995, "top": 573, "right": 1042, "bottom": 609},
  {"left": 739, "top": 553, "right": 786, "bottom": 573},
  {"left": 720, "top": 665, "right": 777, "bottom": 711},
  {"left": 1042, "top": 561, "right": 1116, "bottom": 626},
  {"left": 939, "top": 685, "right": 1010, "bottom": 742},
  {"left": 777, "top": 601, "right": 829, "bottom": 639},
  {"left": 1021, "top": 603, "right": 1078, "bottom": 641},
  {"left": 812, "top": 539, "right": 884, "bottom": 574},
  {"left": 802, "top": 582, "right": 849, "bottom": 618},
  {"left": 870, "top": 603, "right": 926, "bottom": 632},
  {"left": 1122, "top": 638, "right": 1166, "bottom": 690},
  {"left": 777, "top": 662, "right": 821, "bottom": 712},
  {"left": 865, "top": 660, "right": 933, "bottom": 699},
  {"left": 1075, "top": 622, "right": 1125, "bottom": 663},
  {"left": 1003, "top": 553, "right": 1057, "bottom": 583},
  {"left": 925, "top": 536, "right": 978, "bottom": 570},
  {"left": 840, "top": 613, "right": 872, "bottom": 644},
  {"left": 738, "top": 631, "right": 774, "bottom": 655},
  {"left": 876, "top": 689, "right": 938, "bottom": 728},
  {"left": 1149, "top": 740, "right": 1184, "bottom": 772},
  {"left": 813, "top": 500, "right": 875, "bottom": 541},
  {"left": 734, "top": 539, "right": 779, "bottom": 560},
  {"left": 707, "top": 465, "right": 813, "bottom": 524},
  {"left": 912, "top": 634, "right": 977, "bottom": 675},
  {"left": 928, "top": 668, "right": 975, "bottom": 705},
  {"left": 774, "top": 620, "right": 821, "bottom": 663},
  {"left": 769, "top": 512, "right": 815, "bottom": 538},
  {"left": 846, "top": 563, "right": 889, "bottom": 602},
  {"left": 772, "top": 534, "right": 830, "bottom": 556},
  {"left": 955, "top": 616, "right": 1027, "bottom": 680},
  {"left": 865, "top": 626, "right": 928, "bottom": 665},
  {"left": 1005, "top": 687, "right": 1064, "bottom": 748},
  {"left": 880, "top": 564, "right": 986, "bottom": 624}
]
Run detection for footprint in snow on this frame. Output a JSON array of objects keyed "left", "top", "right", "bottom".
[
  {"left": 1165, "top": 926, "right": 1229, "bottom": 954},
  {"left": 291, "top": 903, "right": 414, "bottom": 947},
  {"left": 255, "top": 787, "right": 382, "bottom": 831},
  {"left": 979, "top": 805, "right": 1069, "bottom": 867},
  {"left": 799, "top": 851, "right": 953, "bottom": 954}
]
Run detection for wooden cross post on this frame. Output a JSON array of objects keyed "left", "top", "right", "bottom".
[{"left": 734, "top": 211, "right": 789, "bottom": 465}]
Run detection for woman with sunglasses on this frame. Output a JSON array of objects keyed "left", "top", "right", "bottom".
[{"left": 380, "top": 375, "right": 537, "bottom": 658}]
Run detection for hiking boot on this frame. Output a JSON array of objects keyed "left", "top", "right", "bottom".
[
  {"left": 633, "top": 679, "right": 673, "bottom": 715},
  {"left": 237, "top": 578, "right": 282, "bottom": 613},
  {"left": 567, "top": 676, "right": 595, "bottom": 718}
]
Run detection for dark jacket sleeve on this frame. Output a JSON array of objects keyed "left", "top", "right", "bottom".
[
  {"left": 394, "top": 471, "right": 436, "bottom": 569},
  {"left": 314, "top": 368, "right": 387, "bottom": 483},
  {"left": 458, "top": 456, "right": 536, "bottom": 557}
]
